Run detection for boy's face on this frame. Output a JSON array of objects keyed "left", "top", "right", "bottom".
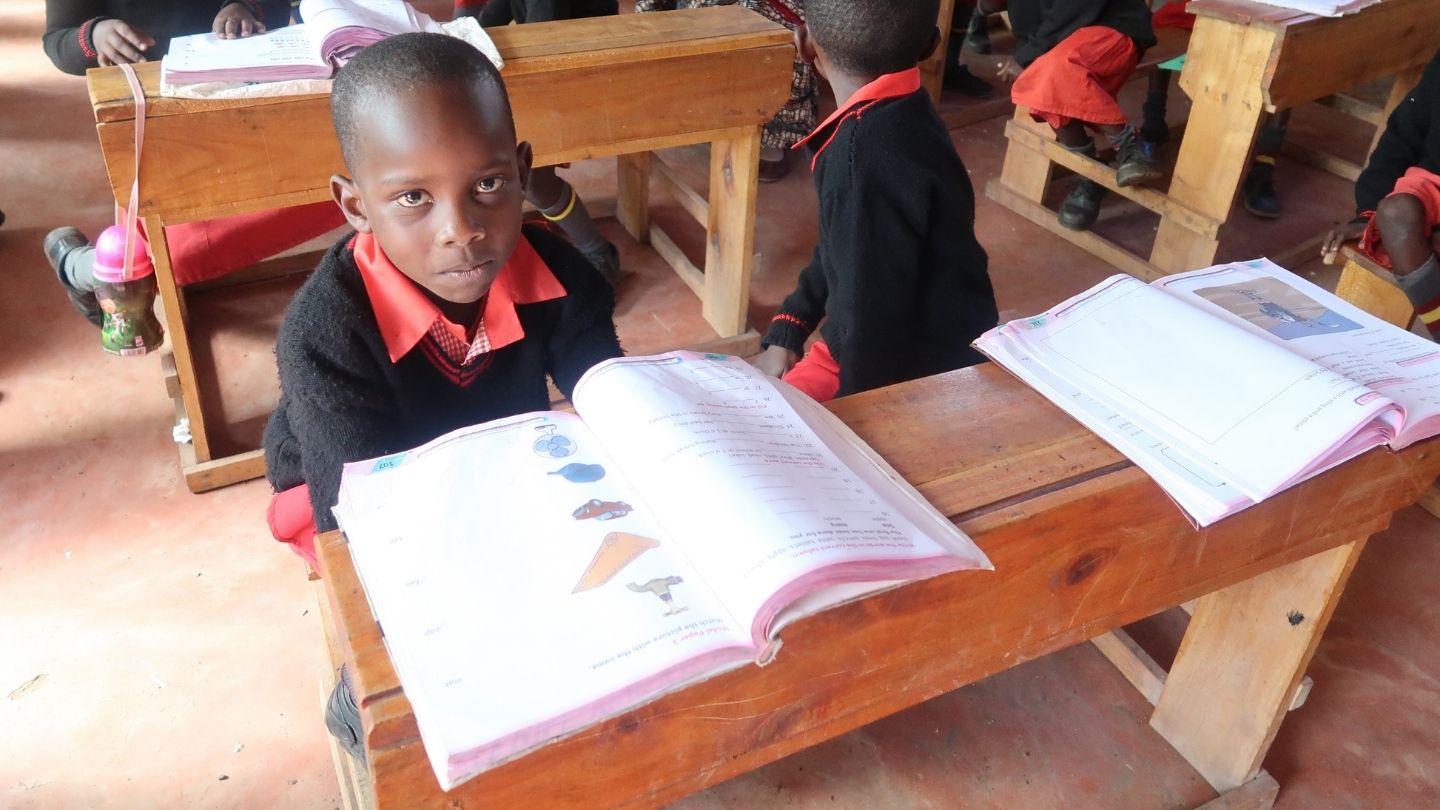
[{"left": 332, "top": 78, "right": 532, "bottom": 306}]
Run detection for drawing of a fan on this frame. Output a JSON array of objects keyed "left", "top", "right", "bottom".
[{"left": 532, "top": 423, "right": 577, "bottom": 458}]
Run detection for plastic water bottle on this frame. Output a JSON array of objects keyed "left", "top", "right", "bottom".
[{"left": 92, "top": 225, "right": 164, "bottom": 356}]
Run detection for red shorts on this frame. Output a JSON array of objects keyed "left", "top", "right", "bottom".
[
  {"left": 152, "top": 202, "right": 347, "bottom": 287},
  {"left": 268, "top": 484, "right": 319, "bottom": 569},
  {"left": 1011, "top": 26, "right": 1139, "bottom": 129},
  {"left": 1151, "top": 1, "right": 1196, "bottom": 30},
  {"left": 1360, "top": 167, "right": 1440, "bottom": 269},
  {"left": 782, "top": 340, "right": 841, "bottom": 402}
]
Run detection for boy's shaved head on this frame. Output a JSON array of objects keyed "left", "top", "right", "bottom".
[
  {"left": 331, "top": 32, "right": 513, "bottom": 169},
  {"left": 804, "top": 0, "right": 940, "bottom": 77}
]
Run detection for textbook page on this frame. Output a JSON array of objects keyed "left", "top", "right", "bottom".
[
  {"left": 998, "top": 275, "right": 1396, "bottom": 501},
  {"left": 334, "top": 411, "right": 752, "bottom": 788},
  {"left": 1156, "top": 259, "right": 1440, "bottom": 448},
  {"left": 299, "top": 0, "right": 442, "bottom": 63},
  {"left": 162, "top": 26, "right": 331, "bottom": 82},
  {"left": 571, "top": 353, "right": 990, "bottom": 645}
]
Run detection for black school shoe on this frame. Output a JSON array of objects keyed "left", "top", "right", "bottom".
[
  {"left": 325, "top": 666, "right": 367, "bottom": 771},
  {"left": 44, "top": 226, "right": 104, "bottom": 327},
  {"left": 1242, "top": 162, "right": 1281, "bottom": 219},
  {"left": 1114, "top": 137, "right": 1165, "bottom": 188},
  {"left": 1058, "top": 178, "right": 1108, "bottom": 232}
]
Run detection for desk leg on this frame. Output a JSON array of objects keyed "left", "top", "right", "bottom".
[
  {"left": 1150, "top": 536, "right": 1372, "bottom": 793},
  {"left": 1150, "top": 19, "right": 1275, "bottom": 274},
  {"left": 616, "top": 152, "right": 652, "bottom": 246},
  {"left": 146, "top": 216, "right": 212, "bottom": 465},
  {"left": 702, "top": 127, "right": 761, "bottom": 338},
  {"left": 994, "top": 106, "right": 1055, "bottom": 205},
  {"left": 921, "top": 0, "right": 958, "bottom": 104}
]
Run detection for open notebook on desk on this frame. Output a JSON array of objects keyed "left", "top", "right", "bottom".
[
  {"left": 976, "top": 258, "right": 1440, "bottom": 527},
  {"left": 332, "top": 352, "right": 991, "bottom": 790}
]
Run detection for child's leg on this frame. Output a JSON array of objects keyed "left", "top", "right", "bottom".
[
  {"left": 1375, "top": 194, "right": 1434, "bottom": 275},
  {"left": 1141, "top": 70, "right": 1172, "bottom": 146},
  {"left": 1364, "top": 169, "right": 1440, "bottom": 339},
  {"left": 1242, "top": 109, "right": 1290, "bottom": 219},
  {"left": 527, "top": 165, "right": 621, "bottom": 285}
]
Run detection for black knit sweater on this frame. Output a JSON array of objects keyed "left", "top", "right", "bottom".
[
  {"left": 761, "top": 88, "right": 997, "bottom": 399},
  {"left": 263, "top": 225, "right": 623, "bottom": 531},
  {"left": 1356, "top": 50, "right": 1440, "bottom": 214},
  {"left": 1007, "top": 0, "right": 1157, "bottom": 68},
  {"left": 43, "top": 0, "right": 291, "bottom": 76},
  {"left": 473, "top": 0, "right": 618, "bottom": 25}
]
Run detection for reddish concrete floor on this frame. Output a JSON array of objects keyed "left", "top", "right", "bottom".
[{"left": 3, "top": 2, "right": 1438, "bottom": 808}]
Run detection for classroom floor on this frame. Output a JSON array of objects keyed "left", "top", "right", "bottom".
[{"left": 3, "top": 2, "right": 1438, "bottom": 808}]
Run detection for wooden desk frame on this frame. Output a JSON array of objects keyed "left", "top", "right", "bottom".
[
  {"left": 986, "top": 0, "right": 1440, "bottom": 280},
  {"left": 85, "top": 8, "right": 792, "bottom": 492},
  {"left": 316, "top": 364, "right": 1440, "bottom": 809}
]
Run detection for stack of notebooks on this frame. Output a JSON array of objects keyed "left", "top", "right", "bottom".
[
  {"left": 976, "top": 259, "right": 1440, "bottom": 527},
  {"left": 162, "top": 0, "right": 443, "bottom": 85}
]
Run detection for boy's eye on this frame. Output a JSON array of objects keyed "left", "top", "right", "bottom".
[
  {"left": 395, "top": 191, "right": 429, "bottom": 208},
  {"left": 477, "top": 176, "right": 507, "bottom": 194}
]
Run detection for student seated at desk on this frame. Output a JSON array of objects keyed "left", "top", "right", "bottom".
[
  {"left": 263, "top": 33, "right": 623, "bottom": 572},
  {"left": 41, "top": 0, "right": 348, "bottom": 326},
  {"left": 1325, "top": 49, "right": 1440, "bottom": 341},
  {"left": 752, "top": 0, "right": 998, "bottom": 401},
  {"left": 988, "top": 0, "right": 1160, "bottom": 232},
  {"left": 454, "top": 0, "right": 625, "bottom": 283}
]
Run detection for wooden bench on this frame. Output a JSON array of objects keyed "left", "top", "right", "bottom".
[
  {"left": 986, "top": 0, "right": 1440, "bottom": 280},
  {"left": 84, "top": 7, "right": 792, "bottom": 493},
  {"left": 314, "top": 362, "right": 1440, "bottom": 808}
]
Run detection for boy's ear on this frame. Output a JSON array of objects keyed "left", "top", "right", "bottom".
[
  {"left": 920, "top": 26, "right": 941, "bottom": 63},
  {"left": 515, "top": 140, "right": 534, "bottom": 193},
  {"left": 331, "top": 174, "right": 372, "bottom": 234},
  {"left": 795, "top": 23, "right": 819, "bottom": 67}
]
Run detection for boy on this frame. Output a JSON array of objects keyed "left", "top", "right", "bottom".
[
  {"left": 263, "top": 32, "right": 623, "bottom": 564},
  {"left": 753, "top": 0, "right": 998, "bottom": 400},
  {"left": 1324, "top": 50, "right": 1440, "bottom": 341},
  {"left": 42, "top": 0, "right": 346, "bottom": 326},
  {"left": 989, "top": 0, "right": 1159, "bottom": 231},
  {"left": 455, "top": 0, "right": 625, "bottom": 280}
]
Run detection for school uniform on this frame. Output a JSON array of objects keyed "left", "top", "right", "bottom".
[
  {"left": 1006, "top": 0, "right": 1157, "bottom": 129},
  {"left": 456, "top": 0, "right": 618, "bottom": 25},
  {"left": 264, "top": 224, "right": 623, "bottom": 563},
  {"left": 1356, "top": 50, "right": 1440, "bottom": 338},
  {"left": 762, "top": 68, "right": 997, "bottom": 402}
]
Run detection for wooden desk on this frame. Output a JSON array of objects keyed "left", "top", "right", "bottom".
[
  {"left": 987, "top": 0, "right": 1440, "bottom": 279},
  {"left": 85, "top": 8, "right": 792, "bottom": 492},
  {"left": 315, "top": 364, "right": 1440, "bottom": 808}
]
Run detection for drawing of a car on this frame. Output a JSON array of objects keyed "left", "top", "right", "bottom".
[{"left": 571, "top": 499, "right": 634, "bottom": 521}]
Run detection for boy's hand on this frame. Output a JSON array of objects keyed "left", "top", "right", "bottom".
[
  {"left": 753, "top": 345, "right": 799, "bottom": 379},
  {"left": 213, "top": 3, "right": 267, "bottom": 39},
  {"left": 93, "top": 20, "right": 155, "bottom": 66},
  {"left": 994, "top": 56, "right": 1023, "bottom": 83},
  {"left": 1321, "top": 220, "right": 1367, "bottom": 264}
]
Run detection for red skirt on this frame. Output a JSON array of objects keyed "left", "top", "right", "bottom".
[
  {"left": 782, "top": 339, "right": 841, "bottom": 402},
  {"left": 154, "top": 202, "right": 347, "bottom": 287},
  {"left": 1011, "top": 26, "right": 1139, "bottom": 129},
  {"left": 1360, "top": 167, "right": 1440, "bottom": 269},
  {"left": 268, "top": 484, "right": 319, "bottom": 569},
  {"left": 1151, "top": 1, "right": 1196, "bottom": 30}
]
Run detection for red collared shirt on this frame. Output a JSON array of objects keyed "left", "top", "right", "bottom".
[
  {"left": 792, "top": 67, "right": 923, "bottom": 170},
  {"left": 353, "top": 232, "right": 567, "bottom": 373}
]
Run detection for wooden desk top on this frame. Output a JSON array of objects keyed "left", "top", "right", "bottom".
[
  {"left": 85, "top": 7, "right": 792, "bottom": 221},
  {"left": 316, "top": 362, "right": 1440, "bottom": 808}
]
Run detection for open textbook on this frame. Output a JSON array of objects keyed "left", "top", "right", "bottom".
[
  {"left": 975, "top": 258, "right": 1440, "bottom": 527},
  {"left": 332, "top": 352, "right": 992, "bottom": 790},
  {"left": 162, "top": 0, "right": 451, "bottom": 84}
]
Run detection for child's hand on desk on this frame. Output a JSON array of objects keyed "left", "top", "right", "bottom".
[
  {"left": 753, "top": 345, "right": 798, "bottom": 379},
  {"left": 93, "top": 20, "right": 154, "bottom": 67},
  {"left": 1321, "top": 219, "right": 1368, "bottom": 264},
  {"left": 213, "top": 3, "right": 267, "bottom": 39}
]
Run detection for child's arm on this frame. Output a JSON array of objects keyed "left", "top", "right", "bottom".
[
  {"left": 761, "top": 246, "right": 829, "bottom": 361},
  {"left": 1013, "top": 0, "right": 1105, "bottom": 67},
  {"left": 43, "top": 0, "right": 151, "bottom": 75},
  {"left": 537, "top": 234, "right": 625, "bottom": 399},
  {"left": 1356, "top": 54, "right": 1439, "bottom": 215}
]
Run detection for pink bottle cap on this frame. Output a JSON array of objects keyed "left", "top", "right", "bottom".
[{"left": 92, "top": 225, "right": 154, "bottom": 283}]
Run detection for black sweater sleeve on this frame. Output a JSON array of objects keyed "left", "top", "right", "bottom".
[
  {"left": 1014, "top": 0, "right": 1106, "bottom": 67},
  {"left": 763, "top": 245, "right": 828, "bottom": 355},
  {"left": 1356, "top": 55, "right": 1439, "bottom": 214},
  {"left": 526, "top": 229, "right": 624, "bottom": 398},
  {"left": 44, "top": 0, "right": 107, "bottom": 75}
]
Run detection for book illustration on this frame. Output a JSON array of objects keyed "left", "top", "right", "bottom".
[
  {"left": 549, "top": 463, "right": 606, "bottom": 483},
  {"left": 571, "top": 499, "right": 633, "bottom": 521},
  {"left": 572, "top": 532, "right": 661, "bottom": 593},
  {"left": 1194, "top": 278, "right": 1361, "bottom": 340},
  {"left": 627, "top": 576, "right": 689, "bottom": 617},
  {"left": 532, "top": 424, "right": 577, "bottom": 459}
]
